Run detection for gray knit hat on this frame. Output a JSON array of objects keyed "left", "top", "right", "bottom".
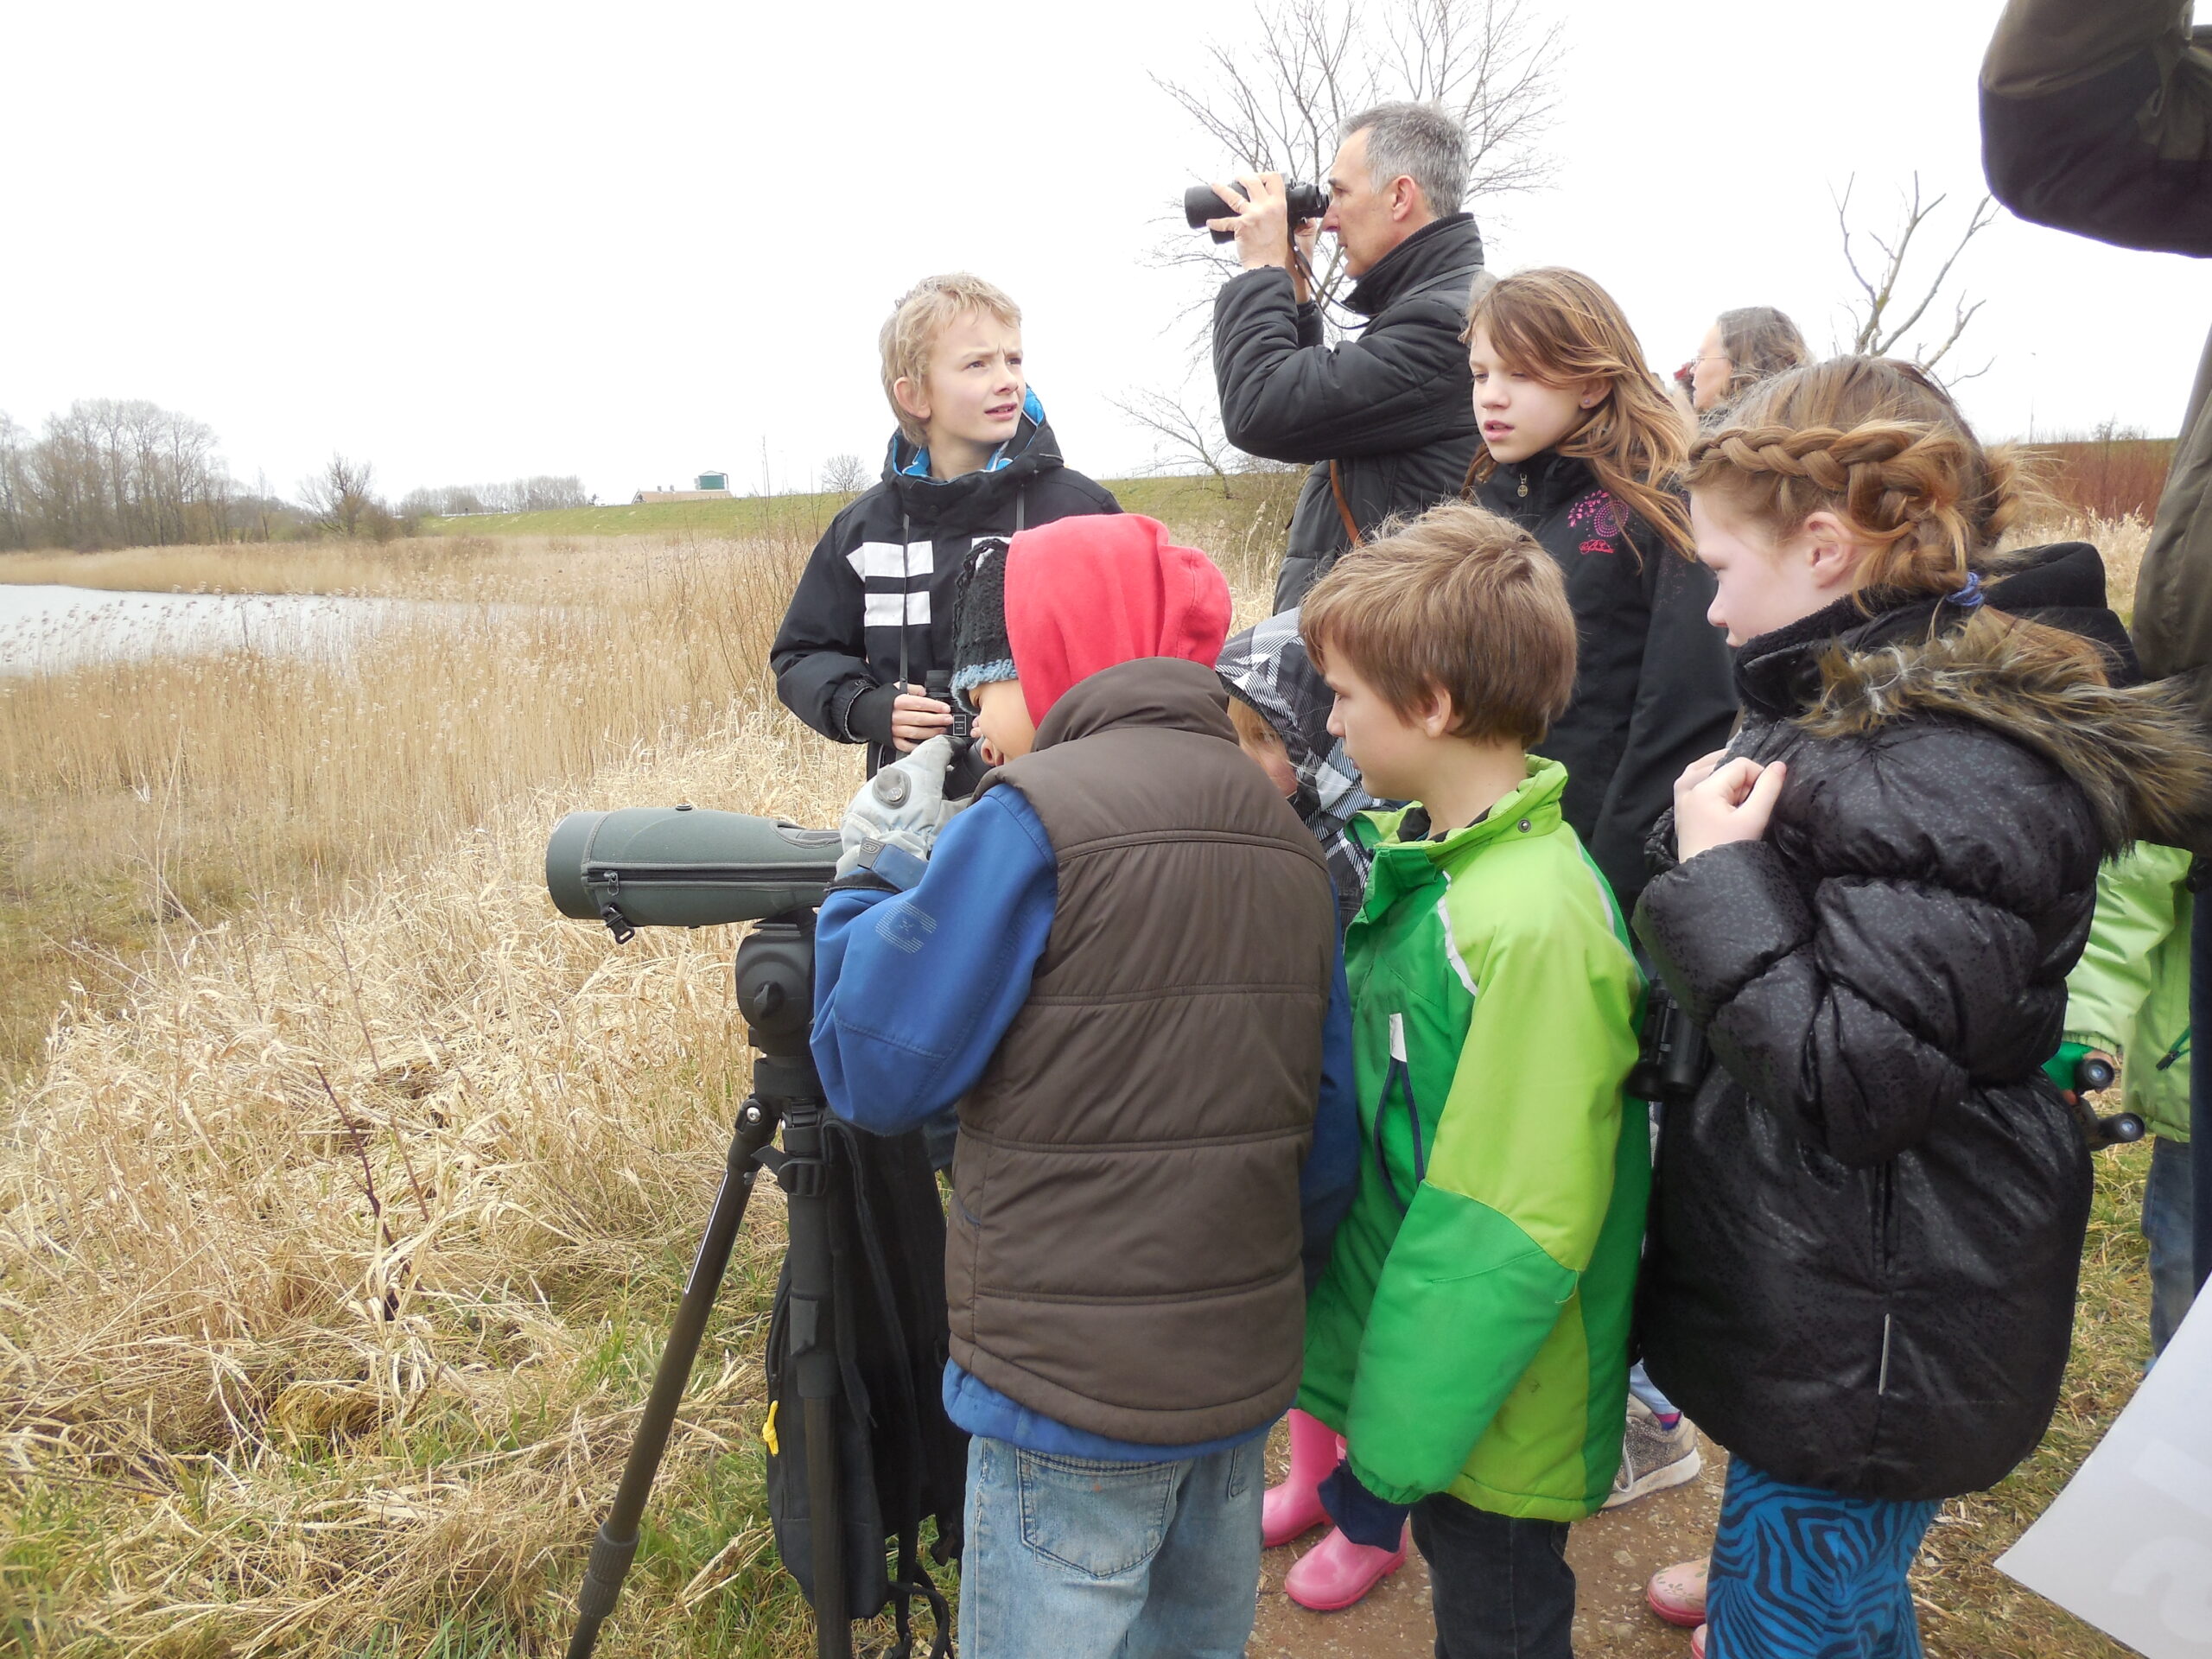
[{"left": 950, "top": 537, "right": 1016, "bottom": 706}]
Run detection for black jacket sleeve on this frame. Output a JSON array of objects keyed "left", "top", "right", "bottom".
[
  {"left": 1588, "top": 543, "right": 1738, "bottom": 906},
  {"left": 1981, "top": 0, "right": 2212, "bottom": 256},
  {"left": 1212, "top": 268, "right": 1471, "bottom": 464},
  {"left": 771, "top": 513, "right": 880, "bottom": 745},
  {"left": 1634, "top": 729, "right": 2085, "bottom": 1167}
]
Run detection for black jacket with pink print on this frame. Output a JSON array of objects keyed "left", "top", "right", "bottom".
[{"left": 1476, "top": 450, "right": 1738, "bottom": 912}]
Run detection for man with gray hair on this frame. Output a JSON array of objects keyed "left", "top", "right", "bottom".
[{"left": 1210, "top": 101, "right": 1487, "bottom": 609}]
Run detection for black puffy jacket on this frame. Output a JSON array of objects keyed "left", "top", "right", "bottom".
[
  {"left": 1476, "top": 451, "right": 1738, "bottom": 912},
  {"left": 1213, "top": 214, "right": 1484, "bottom": 611},
  {"left": 769, "top": 395, "right": 1119, "bottom": 772},
  {"left": 1633, "top": 569, "right": 2211, "bottom": 1502}
]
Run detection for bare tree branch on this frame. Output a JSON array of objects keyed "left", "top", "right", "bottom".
[
  {"left": 1110, "top": 386, "right": 1246, "bottom": 497},
  {"left": 1834, "top": 173, "right": 1997, "bottom": 378}
]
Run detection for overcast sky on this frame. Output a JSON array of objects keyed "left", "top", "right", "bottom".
[{"left": 4, "top": 1, "right": 2208, "bottom": 506}]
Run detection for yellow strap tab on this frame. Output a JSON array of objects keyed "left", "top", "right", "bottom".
[{"left": 762, "top": 1399, "right": 780, "bottom": 1458}]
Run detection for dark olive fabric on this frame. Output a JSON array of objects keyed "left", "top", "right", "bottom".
[
  {"left": 1632, "top": 588, "right": 2212, "bottom": 1501},
  {"left": 947, "top": 658, "right": 1338, "bottom": 1446}
]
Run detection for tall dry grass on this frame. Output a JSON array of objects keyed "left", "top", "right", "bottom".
[{"left": 0, "top": 534, "right": 805, "bottom": 1079}]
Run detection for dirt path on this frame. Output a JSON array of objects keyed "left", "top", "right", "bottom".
[{"left": 1249, "top": 1441, "right": 1725, "bottom": 1658}]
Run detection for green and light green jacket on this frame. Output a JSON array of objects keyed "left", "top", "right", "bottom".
[
  {"left": 1299, "top": 758, "right": 1649, "bottom": 1523},
  {"left": 2064, "top": 842, "right": 2194, "bottom": 1142}
]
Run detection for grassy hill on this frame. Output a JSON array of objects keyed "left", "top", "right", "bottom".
[{"left": 417, "top": 474, "right": 1297, "bottom": 541}]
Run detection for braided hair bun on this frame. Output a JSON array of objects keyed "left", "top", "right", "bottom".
[{"left": 1685, "top": 357, "right": 2045, "bottom": 597}]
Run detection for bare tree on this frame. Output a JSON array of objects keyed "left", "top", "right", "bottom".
[
  {"left": 821, "top": 453, "right": 868, "bottom": 497},
  {"left": 1110, "top": 386, "right": 1247, "bottom": 498},
  {"left": 1834, "top": 174, "right": 1998, "bottom": 381},
  {"left": 1152, "top": 0, "right": 1561, "bottom": 338},
  {"left": 302, "top": 454, "right": 379, "bottom": 538}
]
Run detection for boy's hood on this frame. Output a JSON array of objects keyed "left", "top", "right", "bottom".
[
  {"left": 1006, "top": 514, "right": 1231, "bottom": 728},
  {"left": 881, "top": 388, "right": 1063, "bottom": 516},
  {"left": 1353, "top": 758, "right": 1571, "bottom": 868},
  {"left": 1216, "top": 609, "right": 1373, "bottom": 833},
  {"left": 1793, "top": 600, "right": 2212, "bottom": 856}
]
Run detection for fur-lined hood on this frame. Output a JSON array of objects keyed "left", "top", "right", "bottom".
[{"left": 1789, "top": 604, "right": 2212, "bottom": 855}]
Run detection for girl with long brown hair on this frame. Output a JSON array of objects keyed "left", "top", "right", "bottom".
[{"left": 1465, "top": 267, "right": 1737, "bottom": 914}]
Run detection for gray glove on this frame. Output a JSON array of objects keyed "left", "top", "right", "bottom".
[{"left": 836, "top": 735, "right": 964, "bottom": 880}]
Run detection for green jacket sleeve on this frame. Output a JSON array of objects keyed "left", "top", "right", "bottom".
[
  {"left": 2064, "top": 842, "right": 2192, "bottom": 1057},
  {"left": 1344, "top": 915, "right": 1640, "bottom": 1504}
]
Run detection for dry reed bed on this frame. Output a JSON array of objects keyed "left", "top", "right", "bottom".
[{"left": 4, "top": 709, "right": 850, "bottom": 1654}]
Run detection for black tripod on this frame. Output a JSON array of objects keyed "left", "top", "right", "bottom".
[{"left": 565, "top": 912, "right": 853, "bottom": 1659}]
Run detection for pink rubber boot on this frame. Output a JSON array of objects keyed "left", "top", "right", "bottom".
[
  {"left": 1282, "top": 1520, "right": 1410, "bottom": 1611},
  {"left": 1262, "top": 1409, "right": 1338, "bottom": 1548}
]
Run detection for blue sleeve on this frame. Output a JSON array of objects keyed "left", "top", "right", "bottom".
[
  {"left": 1300, "top": 938, "right": 1358, "bottom": 1287},
  {"left": 810, "top": 788, "right": 1058, "bottom": 1135}
]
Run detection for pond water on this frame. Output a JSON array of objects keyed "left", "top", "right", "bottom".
[{"left": 0, "top": 586, "right": 478, "bottom": 674}]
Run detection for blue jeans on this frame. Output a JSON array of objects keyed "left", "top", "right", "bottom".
[
  {"left": 2146, "top": 1135, "right": 2197, "bottom": 1356},
  {"left": 957, "top": 1433, "right": 1262, "bottom": 1658}
]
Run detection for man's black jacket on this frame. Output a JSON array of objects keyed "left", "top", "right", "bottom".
[
  {"left": 1213, "top": 214, "right": 1484, "bottom": 611},
  {"left": 770, "top": 395, "right": 1119, "bottom": 772}
]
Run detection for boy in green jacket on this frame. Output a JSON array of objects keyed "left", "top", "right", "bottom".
[
  {"left": 1296, "top": 499, "right": 1649, "bottom": 1657},
  {"left": 2060, "top": 842, "right": 2197, "bottom": 1355}
]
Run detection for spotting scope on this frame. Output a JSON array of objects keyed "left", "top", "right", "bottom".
[{"left": 545, "top": 805, "right": 842, "bottom": 942}]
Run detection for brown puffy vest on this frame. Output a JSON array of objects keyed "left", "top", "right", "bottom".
[{"left": 945, "top": 658, "right": 1338, "bottom": 1446}]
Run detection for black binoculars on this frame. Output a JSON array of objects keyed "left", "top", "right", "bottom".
[{"left": 1185, "top": 180, "right": 1330, "bottom": 244}]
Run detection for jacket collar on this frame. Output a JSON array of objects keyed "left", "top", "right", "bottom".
[
  {"left": 1354, "top": 756, "right": 1568, "bottom": 871},
  {"left": 1484, "top": 448, "right": 1595, "bottom": 518},
  {"left": 1030, "top": 657, "right": 1238, "bottom": 751},
  {"left": 1346, "top": 213, "right": 1484, "bottom": 317},
  {"left": 882, "top": 389, "right": 1063, "bottom": 521}
]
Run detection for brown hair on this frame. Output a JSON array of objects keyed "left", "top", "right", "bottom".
[
  {"left": 1225, "top": 694, "right": 1285, "bottom": 752},
  {"left": 879, "top": 273, "right": 1022, "bottom": 445},
  {"left": 1715, "top": 306, "right": 1811, "bottom": 403},
  {"left": 1686, "top": 356, "right": 2049, "bottom": 600},
  {"left": 1464, "top": 268, "right": 1694, "bottom": 556},
  {"left": 1301, "top": 499, "right": 1578, "bottom": 747}
]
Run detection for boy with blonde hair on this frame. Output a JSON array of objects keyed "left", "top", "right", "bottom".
[
  {"left": 772, "top": 272, "right": 1119, "bottom": 774},
  {"left": 1293, "top": 499, "right": 1649, "bottom": 1656}
]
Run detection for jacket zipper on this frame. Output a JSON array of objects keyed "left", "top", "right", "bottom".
[
  {"left": 2155, "top": 1027, "right": 2191, "bottom": 1071},
  {"left": 1373, "top": 1011, "right": 1429, "bottom": 1212}
]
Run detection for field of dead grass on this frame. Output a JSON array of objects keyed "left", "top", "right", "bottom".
[{"left": 0, "top": 508, "right": 2167, "bottom": 1656}]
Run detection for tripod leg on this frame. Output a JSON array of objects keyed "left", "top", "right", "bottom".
[
  {"left": 566, "top": 1098, "right": 779, "bottom": 1659},
  {"left": 777, "top": 1099, "right": 854, "bottom": 1659}
]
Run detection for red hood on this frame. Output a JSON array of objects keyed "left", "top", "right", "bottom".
[{"left": 1005, "top": 514, "right": 1232, "bottom": 727}]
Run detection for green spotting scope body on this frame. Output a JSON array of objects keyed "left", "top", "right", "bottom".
[{"left": 546, "top": 806, "right": 842, "bottom": 938}]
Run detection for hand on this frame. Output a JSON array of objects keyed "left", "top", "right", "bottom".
[
  {"left": 836, "top": 736, "right": 963, "bottom": 879},
  {"left": 1291, "top": 218, "right": 1320, "bottom": 302},
  {"left": 1207, "top": 172, "right": 1294, "bottom": 272},
  {"left": 890, "top": 687, "right": 954, "bottom": 753},
  {"left": 1675, "top": 751, "right": 1788, "bottom": 861},
  {"left": 2062, "top": 1048, "right": 2120, "bottom": 1107}
]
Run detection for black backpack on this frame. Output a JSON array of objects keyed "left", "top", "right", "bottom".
[{"left": 763, "top": 1121, "right": 967, "bottom": 1658}]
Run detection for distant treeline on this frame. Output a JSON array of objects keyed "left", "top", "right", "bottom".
[
  {"left": 397, "top": 476, "right": 591, "bottom": 518},
  {"left": 2033, "top": 426, "right": 2177, "bottom": 523},
  {"left": 0, "top": 399, "right": 307, "bottom": 552}
]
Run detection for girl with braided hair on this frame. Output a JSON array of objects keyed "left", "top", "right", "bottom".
[
  {"left": 1632, "top": 355, "right": 2212, "bottom": 1658},
  {"left": 1466, "top": 268, "right": 1739, "bottom": 918}
]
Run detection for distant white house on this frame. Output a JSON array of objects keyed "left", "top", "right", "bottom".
[{"left": 632, "top": 470, "right": 734, "bottom": 505}]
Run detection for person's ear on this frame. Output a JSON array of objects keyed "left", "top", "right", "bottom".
[
  {"left": 1577, "top": 379, "right": 1609, "bottom": 410},
  {"left": 893, "top": 375, "right": 931, "bottom": 425},
  {"left": 1390, "top": 175, "right": 1420, "bottom": 222},
  {"left": 1799, "top": 510, "right": 1868, "bottom": 592},
  {"left": 1417, "top": 684, "right": 1456, "bottom": 738}
]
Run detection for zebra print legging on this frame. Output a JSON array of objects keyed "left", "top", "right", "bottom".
[{"left": 1705, "top": 1459, "right": 1939, "bottom": 1658}]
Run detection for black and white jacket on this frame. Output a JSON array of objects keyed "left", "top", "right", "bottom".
[{"left": 771, "top": 392, "right": 1120, "bottom": 772}]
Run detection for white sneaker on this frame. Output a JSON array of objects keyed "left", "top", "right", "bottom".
[{"left": 1604, "top": 1395, "right": 1702, "bottom": 1510}]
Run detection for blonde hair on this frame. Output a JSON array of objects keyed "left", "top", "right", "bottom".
[
  {"left": 1465, "top": 268, "right": 1694, "bottom": 556},
  {"left": 879, "top": 274, "right": 1022, "bottom": 446},
  {"left": 1686, "top": 356, "right": 2048, "bottom": 600},
  {"left": 1302, "top": 499, "right": 1577, "bottom": 747},
  {"left": 1225, "top": 694, "right": 1286, "bottom": 752}
]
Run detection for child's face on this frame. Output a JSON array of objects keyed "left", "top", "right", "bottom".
[
  {"left": 895, "top": 312, "right": 1025, "bottom": 473},
  {"left": 1691, "top": 492, "right": 1866, "bottom": 645},
  {"left": 1690, "top": 321, "right": 1732, "bottom": 413},
  {"left": 1236, "top": 728, "right": 1300, "bottom": 798},
  {"left": 1468, "top": 326, "right": 1599, "bottom": 466},
  {"left": 971, "top": 678, "right": 1037, "bottom": 767},
  {"left": 1320, "top": 656, "right": 1449, "bottom": 805}
]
